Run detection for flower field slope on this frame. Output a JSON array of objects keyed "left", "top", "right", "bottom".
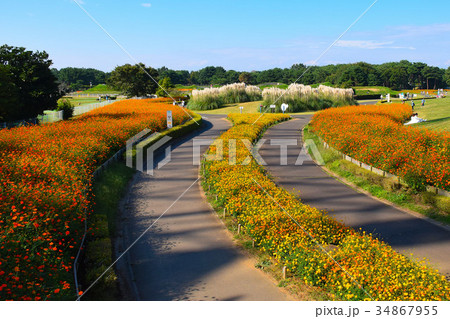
[
  {"left": 202, "top": 113, "right": 450, "bottom": 300},
  {"left": 0, "top": 99, "right": 192, "bottom": 300},
  {"left": 310, "top": 104, "right": 450, "bottom": 191}
]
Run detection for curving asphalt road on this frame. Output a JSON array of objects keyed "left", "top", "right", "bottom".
[
  {"left": 115, "top": 115, "right": 290, "bottom": 301},
  {"left": 258, "top": 115, "right": 450, "bottom": 278}
]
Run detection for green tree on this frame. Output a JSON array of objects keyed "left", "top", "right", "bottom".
[
  {"left": 225, "top": 70, "right": 240, "bottom": 83},
  {"left": 0, "top": 65, "right": 20, "bottom": 121},
  {"left": 55, "top": 99, "right": 74, "bottom": 120},
  {"left": 157, "top": 67, "right": 190, "bottom": 85},
  {"left": 389, "top": 66, "right": 409, "bottom": 90},
  {"left": 443, "top": 67, "right": 450, "bottom": 87},
  {"left": 156, "top": 77, "right": 174, "bottom": 97},
  {"left": 367, "top": 73, "right": 381, "bottom": 86},
  {"left": 107, "top": 63, "right": 159, "bottom": 97},
  {"left": 54, "top": 67, "right": 108, "bottom": 91},
  {"left": 238, "top": 72, "right": 251, "bottom": 83},
  {"left": 195, "top": 66, "right": 226, "bottom": 85},
  {"left": 422, "top": 66, "right": 444, "bottom": 90},
  {"left": 0, "top": 44, "right": 60, "bottom": 121},
  {"left": 406, "top": 62, "right": 425, "bottom": 88},
  {"left": 189, "top": 71, "right": 199, "bottom": 85}
]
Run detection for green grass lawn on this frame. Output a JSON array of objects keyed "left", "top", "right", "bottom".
[
  {"left": 60, "top": 96, "right": 125, "bottom": 107},
  {"left": 196, "top": 100, "right": 263, "bottom": 114},
  {"left": 353, "top": 86, "right": 399, "bottom": 96},
  {"left": 61, "top": 97, "right": 104, "bottom": 106},
  {"left": 412, "top": 97, "right": 449, "bottom": 131},
  {"left": 82, "top": 84, "right": 122, "bottom": 94},
  {"left": 258, "top": 83, "right": 289, "bottom": 90},
  {"left": 195, "top": 100, "right": 317, "bottom": 115},
  {"left": 358, "top": 99, "right": 381, "bottom": 104}
]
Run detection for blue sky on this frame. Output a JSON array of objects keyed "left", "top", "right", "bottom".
[{"left": 1, "top": 0, "right": 450, "bottom": 71}]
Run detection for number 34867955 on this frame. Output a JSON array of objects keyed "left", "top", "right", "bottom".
[{"left": 376, "top": 305, "right": 438, "bottom": 316}]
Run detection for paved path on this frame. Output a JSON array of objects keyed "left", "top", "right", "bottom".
[
  {"left": 116, "top": 115, "right": 289, "bottom": 301},
  {"left": 259, "top": 115, "right": 450, "bottom": 277}
]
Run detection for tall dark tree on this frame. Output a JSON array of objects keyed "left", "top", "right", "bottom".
[
  {"left": 156, "top": 77, "right": 174, "bottom": 97},
  {"left": 196, "top": 66, "right": 226, "bottom": 85},
  {"left": 422, "top": 66, "right": 444, "bottom": 90},
  {"left": 189, "top": 71, "right": 199, "bottom": 85},
  {"left": 225, "top": 70, "right": 240, "bottom": 84},
  {"left": 444, "top": 67, "right": 450, "bottom": 87},
  {"left": 157, "top": 67, "right": 190, "bottom": 85},
  {"left": 0, "top": 44, "right": 60, "bottom": 121},
  {"left": 0, "top": 65, "right": 20, "bottom": 121},
  {"left": 107, "top": 63, "right": 159, "bottom": 97},
  {"left": 389, "top": 66, "right": 409, "bottom": 90},
  {"left": 238, "top": 72, "right": 251, "bottom": 84}
]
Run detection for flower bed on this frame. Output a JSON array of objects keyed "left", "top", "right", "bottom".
[
  {"left": 310, "top": 104, "right": 450, "bottom": 191},
  {"left": 0, "top": 99, "right": 192, "bottom": 300},
  {"left": 202, "top": 113, "right": 450, "bottom": 300}
]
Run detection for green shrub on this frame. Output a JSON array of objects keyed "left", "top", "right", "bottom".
[
  {"left": 436, "top": 196, "right": 450, "bottom": 214},
  {"left": 188, "top": 83, "right": 262, "bottom": 110},
  {"left": 422, "top": 192, "right": 437, "bottom": 206},
  {"left": 381, "top": 177, "right": 401, "bottom": 191},
  {"left": 262, "top": 84, "right": 356, "bottom": 112},
  {"left": 56, "top": 99, "right": 74, "bottom": 120},
  {"left": 403, "top": 174, "right": 427, "bottom": 192}
]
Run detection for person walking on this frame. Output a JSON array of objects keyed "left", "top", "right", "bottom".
[
  {"left": 411, "top": 100, "right": 415, "bottom": 111},
  {"left": 421, "top": 98, "right": 425, "bottom": 106}
]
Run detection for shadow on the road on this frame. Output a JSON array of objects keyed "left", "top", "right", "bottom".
[
  {"left": 130, "top": 245, "right": 242, "bottom": 301},
  {"left": 143, "top": 116, "right": 227, "bottom": 171}
]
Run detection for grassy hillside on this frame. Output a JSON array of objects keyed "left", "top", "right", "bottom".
[
  {"left": 413, "top": 97, "right": 450, "bottom": 131},
  {"left": 353, "top": 86, "right": 399, "bottom": 96},
  {"left": 82, "top": 84, "right": 122, "bottom": 94}
]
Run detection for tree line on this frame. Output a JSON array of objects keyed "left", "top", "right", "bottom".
[
  {"left": 50, "top": 62, "right": 450, "bottom": 95},
  {"left": 55, "top": 62, "right": 450, "bottom": 94},
  {"left": 2, "top": 43, "right": 450, "bottom": 122},
  {"left": 163, "top": 62, "right": 450, "bottom": 90}
]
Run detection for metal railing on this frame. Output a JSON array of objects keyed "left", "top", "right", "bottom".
[
  {"left": 1, "top": 111, "right": 64, "bottom": 129},
  {"left": 73, "top": 100, "right": 115, "bottom": 116},
  {"left": 1, "top": 101, "right": 117, "bottom": 129}
]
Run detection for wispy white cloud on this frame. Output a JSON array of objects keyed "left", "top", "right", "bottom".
[
  {"left": 390, "top": 23, "right": 450, "bottom": 38},
  {"left": 336, "top": 40, "right": 415, "bottom": 50},
  {"left": 141, "top": 3, "right": 151, "bottom": 8},
  {"left": 336, "top": 40, "right": 392, "bottom": 49}
]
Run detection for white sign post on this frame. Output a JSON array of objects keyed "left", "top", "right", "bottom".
[
  {"left": 167, "top": 110, "right": 173, "bottom": 129},
  {"left": 281, "top": 103, "right": 289, "bottom": 114},
  {"left": 387, "top": 93, "right": 391, "bottom": 103},
  {"left": 270, "top": 105, "right": 276, "bottom": 113}
]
